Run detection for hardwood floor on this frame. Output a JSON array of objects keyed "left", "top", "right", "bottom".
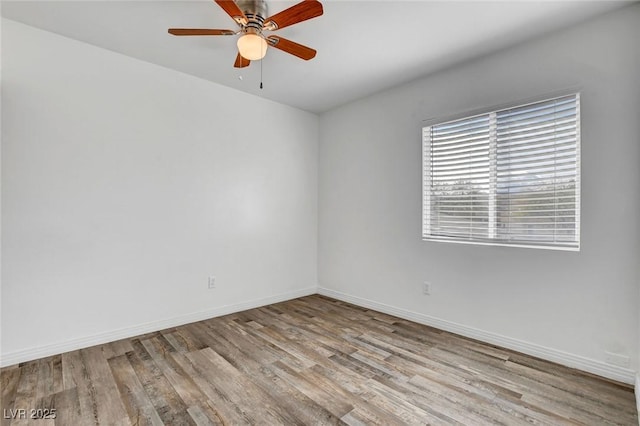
[{"left": 1, "top": 295, "right": 637, "bottom": 425}]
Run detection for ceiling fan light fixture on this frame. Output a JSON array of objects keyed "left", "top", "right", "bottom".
[
  {"left": 168, "top": 0, "right": 323, "bottom": 68},
  {"left": 237, "top": 33, "right": 268, "bottom": 61}
]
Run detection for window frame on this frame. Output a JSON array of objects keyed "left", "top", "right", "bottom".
[{"left": 422, "top": 93, "right": 581, "bottom": 252}]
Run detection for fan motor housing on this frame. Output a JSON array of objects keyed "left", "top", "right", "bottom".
[{"left": 237, "top": 0, "right": 268, "bottom": 23}]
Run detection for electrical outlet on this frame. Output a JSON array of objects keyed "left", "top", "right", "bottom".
[
  {"left": 208, "top": 276, "right": 216, "bottom": 289},
  {"left": 604, "top": 351, "right": 630, "bottom": 368},
  {"left": 423, "top": 282, "right": 431, "bottom": 295}
]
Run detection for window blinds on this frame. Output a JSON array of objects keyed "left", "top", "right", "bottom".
[{"left": 423, "top": 94, "right": 580, "bottom": 250}]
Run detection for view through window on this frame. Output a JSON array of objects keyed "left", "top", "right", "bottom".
[{"left": 422, "top": 94, "right": 580, "bottom": 250}]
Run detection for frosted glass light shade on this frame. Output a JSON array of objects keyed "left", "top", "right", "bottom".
[{"left": 237, "top": 34, "right": 268, "bottom": 61}]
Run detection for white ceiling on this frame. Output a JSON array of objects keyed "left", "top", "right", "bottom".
[{"left": 1, "top": 1, "right": 633, "bottom": 113}]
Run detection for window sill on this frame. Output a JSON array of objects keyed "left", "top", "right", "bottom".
[{"left": 422, "top": 237, "right": 580, "bottom": 252}]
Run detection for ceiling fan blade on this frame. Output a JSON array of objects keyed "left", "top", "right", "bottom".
[
  {"left": 266, "top": 36, "right": 316, "bottom": 60},
  {"left": 234, "top": 53, "right": 251, "bottom": 68},
  {"left": 215, "top": 0, "right": 248, "bottom": 25},
  {"left": 168, "top": 29, "right": 236, "bottom": 36},
  {"left": 263, "top": 0, "right": 323, "bottom": 31}
]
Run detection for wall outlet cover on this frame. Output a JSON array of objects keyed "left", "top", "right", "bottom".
[{"left": 423, "top": 282, "right": 431, "bottom": 295}]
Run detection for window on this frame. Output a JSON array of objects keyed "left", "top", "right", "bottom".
[{"left": 422, "top": 94, "right": 580, "bottom": 250}]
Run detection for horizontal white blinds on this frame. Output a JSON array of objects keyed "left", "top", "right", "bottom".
[
  {"left": 424, "top": 115, "right": 491, "bottom": 239},
  {"left": 423, "top": 94, "right": 580, "bottom": 249}
]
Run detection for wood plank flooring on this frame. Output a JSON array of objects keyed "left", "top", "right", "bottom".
[{"left": 1, "top": 295, "right": 637, "bottom": 425}]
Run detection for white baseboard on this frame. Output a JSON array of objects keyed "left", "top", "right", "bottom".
[
  {"left": 636, "top": 374, "right": 640, "bottom": 425},
  {"left": 318, "top": 287, "right": 636, "bottom": 385},
  {"left": 3, "top": 285, "right": 636, "bottom": 386},
  {"left": 0, "top": 286, "right": 316, "bottom": 368}
]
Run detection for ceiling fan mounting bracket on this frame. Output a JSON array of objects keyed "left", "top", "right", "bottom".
[
  {"left": 233, "top": 16, "right": 247, "bottom": 26},
  {"left": 263, "top": 21, "right": 278, "bottom": 31}
]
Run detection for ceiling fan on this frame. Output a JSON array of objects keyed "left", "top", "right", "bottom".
[{"left": 168, "top": 0, "right": 323, "bottom": 68}]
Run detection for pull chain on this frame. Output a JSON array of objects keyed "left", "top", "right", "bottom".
[{"left": 260, "top": 44, "right": 264, "bottom": 89}]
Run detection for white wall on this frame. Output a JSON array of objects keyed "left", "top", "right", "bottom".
[
  {"left": 1, "top": 19, "right": 318, "bottom": 364},
  {"left": 319, "top": 4, "right": 640, "bottom": 383}
]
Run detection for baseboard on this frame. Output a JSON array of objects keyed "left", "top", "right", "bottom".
[
  {"left": 3, "top": 285, "right": 636, "bottom": 386},
  {"left": 318, "top": 287, "right": 636, "bottom": 385},
  {"left": 636, "top": 374, "right": 640, "bottom": 425},
  {"left": 0, "top": 286, "right": 316, "bottom": 368}
]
